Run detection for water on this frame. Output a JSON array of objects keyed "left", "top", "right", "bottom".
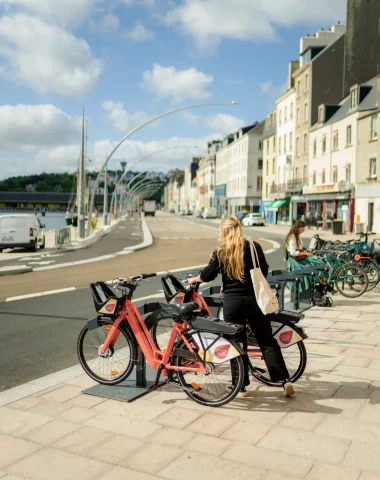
[{"left": 0, "top": 211, "right": 66, "bottom": 231}]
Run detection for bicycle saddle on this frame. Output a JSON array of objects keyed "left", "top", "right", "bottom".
[{"left": 170, "top": 302, "right": 198, "bottom": 315}]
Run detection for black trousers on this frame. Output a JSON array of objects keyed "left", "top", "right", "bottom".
[{"left": 224, "top": 295, "right": 290, "bottom": 386}]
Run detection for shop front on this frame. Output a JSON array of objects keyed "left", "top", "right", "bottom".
[
  {"left": 228, "top": 197, "right": 260, "bottom": 216},
  {"left": 215, "top": 184, "right": 227, "bottom": 217},
  {"left": 267, "top": 198, "right": 291, "bottom": 225}
]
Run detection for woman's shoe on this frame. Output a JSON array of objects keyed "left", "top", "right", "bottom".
[
  {"left": 283, "top": 381, "right": 295, "bottom": 397},
  {"left": 227, "top": 386, "right": 248, "bottom": 398}
]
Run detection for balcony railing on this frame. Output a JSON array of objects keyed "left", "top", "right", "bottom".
[
  {"left": 270, "top": 183, "right": 286, "bottom": 194},
  {"left": 286, "top": 179, "right": 303, "bottom": 191}
]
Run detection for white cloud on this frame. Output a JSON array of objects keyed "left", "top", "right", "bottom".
[
  {"left": 0, "top": 0, "right": 98, "bottom": 27},
  {"left": 0, "top": 104, "right": 80, "bottom": 152},
  {"left": 89, "top": 14, "right": 120, "bottom": 34},
  {"left": 122, "top": 22, "right": 155, "bottom": 42},
  {"left": 165, "top": 0, "right": 346, "bottom": 53},
  {"left": 0, "top": 14, "right": 103, "bottom": 97},
  {"left": 184, "top": 111, "right": 245, "bottom": 136},
  {"left": 102, "top": 101, "right": 151, "bottom": 132},
  {"left": 141, "top": 64, "right": 213, "bottom": 103},
  {"left": 260, "top": 80, "right": 288, "bottom": 98},
  {"left": 121, "top": 0, "right": 156, "bottom": 8}
]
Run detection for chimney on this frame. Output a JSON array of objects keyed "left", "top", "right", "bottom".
[{"left": 288, "top": 60, "right": 300, "bottom": 89}]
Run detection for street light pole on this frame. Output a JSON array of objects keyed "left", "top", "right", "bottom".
[
  {"left": 86, "top": 101, "right": 239, "bottom": 236},
  {"left": 78, "top": 107, "right": 86, "bottom": 238},
  {"left": 103, "top": 155, "right": 108, "bottom": 226}
]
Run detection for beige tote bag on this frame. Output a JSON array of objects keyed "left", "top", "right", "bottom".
[{"left": 249, "top": 241, "right": 279, "bottom": 315}]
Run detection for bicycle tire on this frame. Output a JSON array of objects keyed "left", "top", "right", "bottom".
[
  {"left": 357, "top": 259, "right": 379, "bottom": 292},
  {"left": 77, "top": 318, "right": 136, "bottom": 385},
  {"left": 174, "top": 339, "right": 245, "bottom": 407},
  {"left": 334, "top": 263, "right": 369, "bottom": 297}
]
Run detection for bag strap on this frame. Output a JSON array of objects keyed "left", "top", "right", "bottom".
[{"left": 249, "top": 240, "right": 262, "bottom": 271}]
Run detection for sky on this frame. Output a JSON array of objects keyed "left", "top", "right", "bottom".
[{"left": 0, "top": 0, "right": 348, "bottom": 180}]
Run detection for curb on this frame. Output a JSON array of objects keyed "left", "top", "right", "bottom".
[{"left": 123, "top": 213, "right": 153, "bottom": 253}]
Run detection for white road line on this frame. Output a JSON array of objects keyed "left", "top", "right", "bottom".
[
  {"left": 259, "top": 237, "right": 281, "bottom": 249},
  {"left": 264, "top": 248, "right": 276, "bottom": 254},
  {"left": 156, "top": 271, "right": 168, "bottom": 275},
  {"left": 33, "top": 254, "right": 116, "bottom": 271},
  {"left": 168, "top": 264, "right": 206, "bottom": 273},
  {"left": 6, "top": 287, "right": 77, "bottom": 302},
  {"left": 115, "top": 251, "right": 133, "bottom": 256}
]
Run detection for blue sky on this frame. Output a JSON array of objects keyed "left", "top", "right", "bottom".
[{"left": 0, "top": 0, "right": 347, "bottom": 179}]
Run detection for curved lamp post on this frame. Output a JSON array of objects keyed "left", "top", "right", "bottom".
[
  {"left": 126, "top": 183, "right": 163, "bottom": 215},
  {"left": 125, "top": 181, "right": 164, "bottom": 213},
  {"left": 86, "top": 101, "right": 239, "bottom": 236},
  {"left": 109, "top": 145, "right": 199, "bottom": 220}
]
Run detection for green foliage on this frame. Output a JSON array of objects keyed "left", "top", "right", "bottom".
[{"left": 0, "top": 173, "right": 76, "bottom": 193}]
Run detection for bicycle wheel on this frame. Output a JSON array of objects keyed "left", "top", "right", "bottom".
[
  {"left": 247, "top": 331, "right": 307, "bottom": 386},
  {"left": 334, "top": 264, "right": 369, "bottom": 297},
  {"left": 150, "top": 315, "right": 175, "bottom": 350},
  {"left": 174, "top": 339, "right": 245, "bottom": 407},
  {"left": 357, "top": 259, "right": 379, "bottom": 292},
  {"left": 77, "top": 319, "right": 136, "bottom": 385}
]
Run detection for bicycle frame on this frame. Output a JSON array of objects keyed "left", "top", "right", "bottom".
[{"left": 99, "top": 298, "right": 209, "bottom": 376}]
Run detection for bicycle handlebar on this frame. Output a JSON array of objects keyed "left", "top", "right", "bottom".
[{"left": 113, "top": 272, "right": 157, "bottom": 288}]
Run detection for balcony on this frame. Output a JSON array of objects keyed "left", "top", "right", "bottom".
[
  {"left": 270, "top": 183, "right": 286, "bottom": 194},
  {"left": 286, "top": 179, "right": 303, "bottom": 192}
]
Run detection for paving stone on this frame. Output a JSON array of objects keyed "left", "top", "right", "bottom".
[
  {"left": 357, "top": 405, "right": 380, "bottom": 424},
  {"left": 6, "top": 446, "right": 109, "bottom": 480},
  {"left": 83, "top": 434, "right": 144, "bottom": 465},
  {"left": 294, "top": 378, "right": 340, "bottom": 397},
  {"left": 306, "top": 461, "right": 361, "bottom": 480},
  {"left": 220, "top": 420, "right": 272, "bottom": 444},
  {"left": 359, "top": 472, "right": 380, "bottom": 480},
  {"left": 27, "top": 400, "right": 72, "bottom": 417},
  {"left": 159, "top": 450, "right": 264, "bottom": 480},
  {"left": 186, "top": 433, "right": 231, "bottom": 456},
  {"left": 0, "top": 407, "right": 50, "bottom": 436},
  {"left": 342, "top": 357, "right": 371, "bottom": 367},
  {"left": 0, "top": 434, "right": 41, "bottom": 470},
  {"left": 307, "top": 344, "right": 347, "bottom": 355},
  {"left": 21, "top": 420, "right": 79, "bottom": 445},
  {"left": 280, "top": 411, "right": 325, "bottom": 431},
  {"left": 8, "top": 397, "right": 44, "bottom": 410},
  {"left": 39, "top": 385, "right": 83, "bottom": 403},
  {"left": 343, "top": 442, "right": 380, "bottom": 473},
  {"left": 66, "top": 394, "right": 107, "bottom": 409},
  {"left": 262, "top": 472, "right": 303, "bottom": 480},
  {"left": 344, "top": 348, "right": 380, "bottom": 360},
  {"left": 147, "top": 426, "right": 195, "bottom": 447},
  {"left": 84, "top": 413, "right": 161, "bottom": 439},
  {"left": 121, "top": 442, "right": 181, "bottom": 475},
  {"left": 369, "top": 360, "right": 380, "bottom": 370},
  {"left": 258, "top": 426, "right": 350, "bottom": 463},
  {"left": 316, "top": 416, "right": 380, "bottom": 444},
  {"left": 96, "top": 466, "right": 160, "bottom": 480},
  {"left": 334, "top": 365, "right": 380, "bottom": 382},
  {"left": 1, "top": 475, "right": 26, "bottom": 480},
  {"left": 56, "top": 406, "right": 99, "bottom": 423},
  {"left": 92, "top": 398, "right": 172, "bottom": 422},
  {"left": 186, "top": 412, "right": 237, "bottom": 437},
  {"left": 222, "top": 442, "right": 313, "bottom": 477},
  {"left": 52, "top": 426, "right": 112, "bottom": 453},
  {"left": 153, "top": 406, "right": 203, "bottom": 429},
  {"left": 65, "top": 374, "right": 98, "bottom": 388}
]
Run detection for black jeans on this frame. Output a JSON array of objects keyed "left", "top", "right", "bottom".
[{"left": 224, "top": 295, "right": 290, "bottom": 386}]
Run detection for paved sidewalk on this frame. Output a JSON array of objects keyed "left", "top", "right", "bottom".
[{"left": 1, "top": 288, "right": 380, "bottom": 479}]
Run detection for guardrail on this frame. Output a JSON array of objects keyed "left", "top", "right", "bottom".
[{"left": 55, "top": 227, "right": 72, "bottom": 249}]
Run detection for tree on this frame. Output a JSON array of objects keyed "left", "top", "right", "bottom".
[
  {"left": 54, "top": 184, "right": 63, "bottom": 192},
  {"left": 36, "top": 181, "right": 49, "bottom": 192}
]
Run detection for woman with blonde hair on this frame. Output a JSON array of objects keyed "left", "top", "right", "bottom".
[{"left": 189, "top": 215, "right": 294, "bottom": 397}]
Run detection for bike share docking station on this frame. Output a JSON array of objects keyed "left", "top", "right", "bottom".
[{"left": 83, "top": 302, "right": 171, "bottom": 403}]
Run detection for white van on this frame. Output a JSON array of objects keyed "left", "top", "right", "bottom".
[
  {"left": 0, "top": 215, "right": 46, "bottom": 252},
  {"left": 202, "top": 207, "right": 218, "bottom": 219}
]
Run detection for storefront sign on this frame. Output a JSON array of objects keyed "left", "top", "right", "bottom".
[{"left": 303, "top": 183, "right": 338, "bottom": 195}]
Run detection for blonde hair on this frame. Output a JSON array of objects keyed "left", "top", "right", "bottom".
[{"left": 216, "top": 215, "right": 246, "bottom": 282}]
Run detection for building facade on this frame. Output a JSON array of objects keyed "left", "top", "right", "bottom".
[
  {"left": 262, "top": 111, "right": 277, "bottom": 224},
  {"left": 196, "top": 141, "right": 220, "bottom": 212}
]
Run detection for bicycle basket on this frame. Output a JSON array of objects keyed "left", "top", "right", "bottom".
[{"left": 90, "top": 282, "right": 121, "bottom": 315}]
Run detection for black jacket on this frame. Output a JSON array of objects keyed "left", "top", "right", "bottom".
[{"left": 200, "top": 240, "right": 269, "bottom": 296}]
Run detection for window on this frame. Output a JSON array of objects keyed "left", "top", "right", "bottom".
[
  {"left": 304, "top": 102, "right": 308, "bottom": 122},
  {"left": 313, "top": 139, "right": 317, "bottom": 157},
  {"left": 279, "top": 137, "right": 282, "bottom": 154},
  {"left": 297, "top": 108, "right": 300, "bottom": 126},
  {"left": 313, "top": 171, "right": 316, "bottom": 185},
  {"left": 257, "top": 176, "right": 262, "bottom": 190},
  {"left": 279, "top": 110, "right": 282, "bottom": 125},
  {"left": 266, "top": 160, "right": 269, "bottom": 175},
  {"left": 290, "top": 103, "right": 294, "bottom": 119},
  {"left": 272, "top": 158, "right": 276, "bottom": 174},
  {"left": 333, "top": 167, "right": 338, "bottom": 183},
  {"left": 284, "top": 106, "right": 288, "bottom": 122},
  {"left": 318, "top": 106, "right": 324, "bottom": 123},
  {"left": 370, "top": 158, "right": 377, "bottom": 178},
  {"left": 278, "top": 167, "right": 281, "bottom": 182},
  {"left": 295, "top": 167, "right": 299, "bottom": 179},
  {"left": 322, "top": 135, "right": 327, "bottom": 154},
  {"left": 273, "top": 136, "right": 276, "bottom": 151},
  {"left": 371, "top": 114, "right": 378, "bottom": 140},
  {"left": 297, "top": 80, "right": 301, "bottom": 96},
  {"left": 258, "top": 158, "right": 263, "bottom": 169},
  {"left": 265, "top": 183, "right": 269, "bottom": 197},
  {"left": 266, "top": 115, "right": 271, "bottom": 128},
  {"left": 322, "top": 169, "right": 326, "bottom": 184},
  {"left": 303, "top": 165, "right": 307, "bottom": 184},
  {"left": 289, "top": 132, "right": 293, "bottom": 151},
  {"left": 273, "top": 112, "right": 277, "bottom": 125},
  {"left": 346, "top": 125, "right": 352, "bottom": 146},
  {"left": 346, "top": 164, "right": 351, "bottom": 182},
  {"left": 350, "top": 88, "right": 358, "bottom": 109},
  {"left": 333, "top": 131, "right": 339, "bottom": 150},
  {"left": 259, "top": 141, "right": 263, "bottom": 150},
  {"left": 296, "top": 137, "right": 299, "bottom": 156},
  {"left": 305, "top": 73, "right": 309, "bottom": 91},
  {"left": 284, "top": 134, "right": 287, "bottom": 152},
  {"left": 303, "top": 133, "right": 308, "bottom": 153},
  {"left": 266, "top": 139, "right": 270, "bottom": 153}
]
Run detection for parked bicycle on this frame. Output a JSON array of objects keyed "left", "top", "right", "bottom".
[
  {"left": 145, "top": 273, "right": 308, "bottom": 388},
  {"left": 77, "top": 273, "right": 248, "bottom": 407}
]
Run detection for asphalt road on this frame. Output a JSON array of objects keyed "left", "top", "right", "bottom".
[
  {"left": 0, "top": 217, "right": 142, "bottom": 269},
  {"left": 0, "top": 213, "right": 286, "bottom": 392}
]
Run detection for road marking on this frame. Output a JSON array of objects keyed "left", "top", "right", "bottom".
[
  {"left": 33, "top": 254, "right": 116, "bottom": 271},
  {"left": 156, "top": 271, "right": 168, "bottom": 275},
  {"left": 115, "top": 251, "right": 133, "bottom": 256},
  {"left": 264, "top": 248, "right": 276, "bottom": 254},
  {"left": 168, "top": 264, "right": 206, "bottom": 273},
  {"left": 6, "top": 287, "right": 77, "bottom": 302},
  {"left": 259, "top": 238, "right": 281, "bottom": 249},
  {"left": 28, "top": 261, "right": 56, "bottom": 266}
]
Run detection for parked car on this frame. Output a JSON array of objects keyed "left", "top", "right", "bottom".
[
  {"left": 242, "top": 213, "right": 266, "bottom": 227},
  {"left": 169, "top": 209, "right": 175, "bottom": 214},
  {"left": 0, "top": 214, "right": 46, "bottom": 252},
  {"left": 236, "top": 211, "right": 248, "bottom": 223},
  {"left": 184, "top": 209, "right": 193, "bottom": 216},
  {"left": 202, "top": 207, "right": 218, "bottom": 219}
]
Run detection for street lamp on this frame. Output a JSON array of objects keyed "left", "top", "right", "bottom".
[
  {"left": 86, "top": 101, "right": 240, "bottom": 236},
  {"left": 109, "top": 145, "right": 199, "bottom": 219},
  {"left": 126, "top": 182, "right": 164, "bottom": 215}
]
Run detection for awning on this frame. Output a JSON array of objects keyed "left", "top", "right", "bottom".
[
  {"left": 265, "top": 200, "right": 276, "bottom": 208},
  {"left": 267, "top": 198, "right": 289, "bottom": 211}
]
